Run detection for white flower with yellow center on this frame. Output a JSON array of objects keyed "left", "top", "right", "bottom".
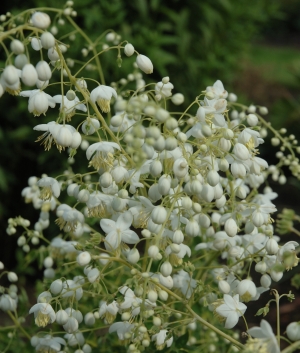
[
  {"left": 86, "top": 141, "right": 120, "bottom": 171},
  {"left": 38, "top": 177, "right": 60, "bottom": 200},
  {"left": 29, "top": 303, "right": 56, "bottom": 327},
  {"left": 90, "top": 85, "right": 117, "bottom": 113},
  {"left": 99, "top": 300, "right": 118, "bottom": 324},
  {"left": 53, "top": 94, "right": 87, "bottom": 121}
]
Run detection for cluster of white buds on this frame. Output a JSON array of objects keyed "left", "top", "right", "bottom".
[{"left": 1, "top": 5, "right": 300, "bottom": 353}]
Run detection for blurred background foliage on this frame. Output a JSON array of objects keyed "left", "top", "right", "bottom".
[{"left": 1, "top": 0, "right": 300, "bottom": 276}]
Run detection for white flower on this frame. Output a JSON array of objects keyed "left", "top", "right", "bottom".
[
  {"left": 100, "top": 212, "right": 139, "bottom": 250},
  {"left": 38, "top": 177, "right": 60, "bottom": 200},
  {"left": 86, "top": 141, "right": 120, "bottom": 171},
  {"left": 152, "top": 329, "right": 173, "bottom": 349},
  {"left": 0, "top": 294, "right": 17, "bottom": 311},
  {"left": 119, "top": 286, "right": 155, "bottom": 316},
  {"left": 90, "top": 85, "right": 117, "bottom": 113},
  {"left": 206, "top": 80, "right": 228, "bottom": 99},
  {"left": 56, "top": 204, "right": 85, "bottom": 232},
  {"left": 20, "top": 89, "right": 55, "bottom": 116},
  {"left": 173, "top": 270, "right": 197, "bottom": 298},
  {"left": 236, "top": 279, "right": 257, "bottom": 302},
  {"left": 34, "top": 122, "right": 82, "bottom": 151},
  {"left": 247, "top": 320, "right": 280, "bottom": 353},
  {"left": 155, "top": 81, "right": 174, "bottom": 97},
  {"left": 136, "top": 54, "right": 153, "bottom": 74},
  {"left": 216, "top": 294, "right": 247, "bottom": 329},
  {"left": 53, "top": 94, "right": 87, "bottom": 120},
  {"left": 109, "top": 321, "right": 134, "bottom": 340},
  {"left": 99, "top": 300, "right": 118, "bottom": 324},
  {"left": 61, "top": 279, "right": 83, "bottom": 301},
  {"left": 29, "top": 303, "right": 56, "bottom": 327},
  {"left": 35, "top": 335, "right": 66, "bottom": 352}
]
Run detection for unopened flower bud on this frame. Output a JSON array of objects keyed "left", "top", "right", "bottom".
[
  {"left": 40, "top": 32, "right": 55, "bottom": 49},
  {"left": 36, "top": 61, "right": 52, "bottom": 81},
  {"left": 153, "top": 316, "right": 162, "bottom": 326},
  {"left": 77, "top": 251, "right": 91, "bottom": 266},
  {"left": 158, "top": 290, "right": 168, "bottom": 301},
  {"left": 84, "top": 312, "right": 95, "bottom": 326},
  {"left": 270, "top": 270, "right": 283, "bottom": 282},
  {"left": 173, "top": 229, "right": 184, "bottom": 244},
  {"left": 207, "top": 170, "right": 219, "bottom": 187},
  {"left": 50, "top": 279, "right": 63, "bottom": 295},
  {"left": 63, "top": 317, "right": 79, "bottom": 333},
  {"left": 147, "top": 290, "right": 158, "bottom": 303},
  {"left": 56, "top": 309, "right": 69, "bottom": 325},
  {"left": 160, "top": 261, "right": 172, "bottom": 276},
  {"left": 266, "top": 238, "right": 278, "bottom": 255},
  {"left": 127, "top": 248, "right": 140, "bottom": 264},
  {"left": 7, "top": 272, "right": 18, "bottom": 282},
  {"left": 10, "top": 39, "right": 24, "bottom": 54},
  {"left": 150, "top": 160, "right": 163, "bottom": 177},
  {"left": 21, "top": 64, "right": 38, "bottom": 87},
  {"left": 31, "top": 12, "right": 51, "bottom": 29},
  {"left": 171, "top": 93, "right": 184, "bottom": 105},
  {"left": 77, "top": 189, "right": 90, "bottom": 203},
  {"left": 185, "top": 218, "right": 200, "bottom": 237},
  {"left": 136, "top": 54, "right": 153, "bottom": 74},
  {"left": 99, "top": 172, "right": 112, "bottom": 188},
  {"left": 87, "top": 268, "right": 100, "bottom": 283},
  {"left": 124, "top": 43, "right": 135, "bottom": 56},
  {"left": 224, "top": 218, "right": 238, "bottom": 237},
  {"left": 3, "top": 65, "right": 19, "bottom": 86},
  {"left": 260, "top": 274, "right": 271, "bottom": 288},
  {"left": 218, "top": 280, "right": 230, "bottom": 294},
  {"left": 44, "top": 256, "right": 53, "bottom": 268},
  {"left": 148, "top": 245, "right": 159, "bottom": 258},
  {"left": 247, "top": 113, "right": 258, "bottom": 126},
  {"left": 170, "top": 243, "right": 180, "bottom": 253},
  {"left": 151, "top": 206, "right": 167, "bottom": 224}
]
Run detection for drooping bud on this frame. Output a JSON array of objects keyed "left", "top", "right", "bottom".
[
  {"left": 36, "top": 61, "right": 52, "bottom": 81},
  {"left": 21, "top": 64, "right": 38, "bottom": 87},
  {"left": 124, "top": 43, "right": 135, "bottom": 56},
  {"left": 136, "top": 54, "right": 153, "bottom": 74},
  {"left": 31, "top": 12, "right": 51, "bottom": 29},
  {"left": 40, "top": 32, "right": 55, "bottom": 50}
]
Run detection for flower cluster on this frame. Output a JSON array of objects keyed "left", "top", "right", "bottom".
[{"left": 1, "top": 3, "right": 300, "bottom": 353}]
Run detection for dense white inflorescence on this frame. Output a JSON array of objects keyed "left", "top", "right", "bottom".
[{"left": 1, "top": 3, "right": 300, "bottom": 353}]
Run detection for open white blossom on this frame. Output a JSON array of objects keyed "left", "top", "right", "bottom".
[
  {"left": 20, "top": 89, "right": 55, "bottom": 116},
  {"left": 90, "top": 85, "right": 117, "bottom": 113},
  {"left": 247, "top": 320, "right": 280, "bottom": 353},
  {"left": 29, "top": 303, "right": 56, "bottom": 327},
  {"left": 216, "top": 294, "right": 247, "bottom": 329},
  {"left": 100, "top": 212, "right": 139, "bottom": 250}
]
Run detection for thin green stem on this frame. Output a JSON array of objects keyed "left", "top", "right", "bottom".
[
  {"left": 7, "top": 311, "right": 31, "bottom": 340},
  {"left": 65, "top": 15, "right": 105, "bottom": 85},
  {"left": 281, "top": 341, "right": 300, "bottom": 353}
]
